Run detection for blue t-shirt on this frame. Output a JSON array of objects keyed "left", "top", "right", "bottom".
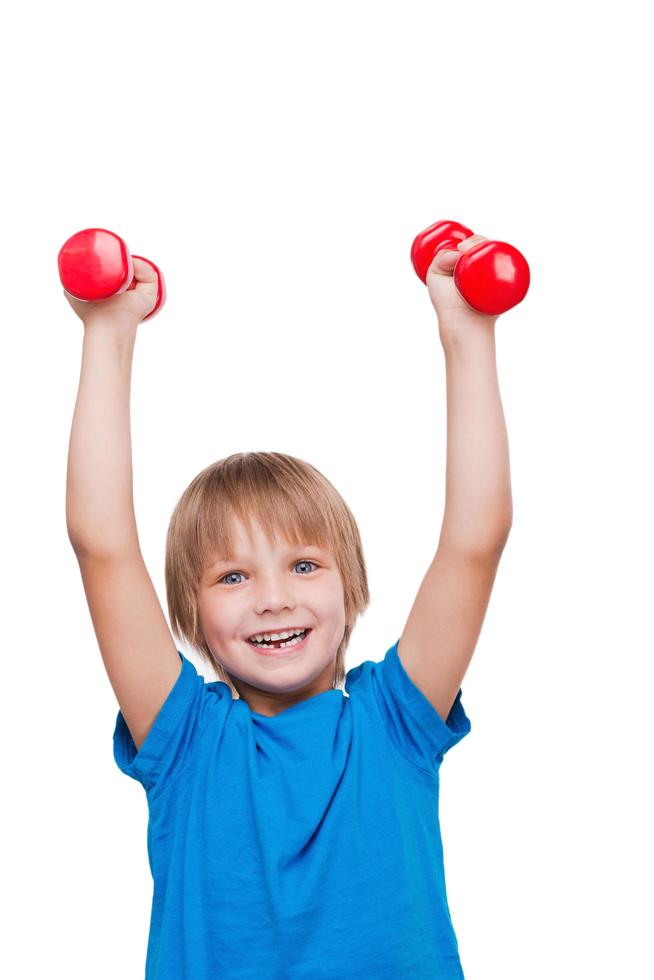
[{"left": 114, "top": 638, "right": 472, "bottom": 979}]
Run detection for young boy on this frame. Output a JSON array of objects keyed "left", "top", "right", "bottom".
[{"left": 65, "top": 234, "right": 512, "bottom": 979}]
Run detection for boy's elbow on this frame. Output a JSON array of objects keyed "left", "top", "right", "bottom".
[{"left": 440, "top": 516, "right": 512, "bottom": 561}]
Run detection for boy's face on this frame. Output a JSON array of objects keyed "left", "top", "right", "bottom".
[{"left": 196, "top": 518, "right": 348, "bottom": 716}]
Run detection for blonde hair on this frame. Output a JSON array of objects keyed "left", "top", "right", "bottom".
[{"left": 165, "top": 451, "right": 370, "bottom": 696}]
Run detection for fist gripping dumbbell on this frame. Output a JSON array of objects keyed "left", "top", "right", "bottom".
[
  {"left": 58, "top": 228, "right": 166, "bottom": 321},
  {"left": 410, "top": 219, "right": 530, "bottom": 316}
]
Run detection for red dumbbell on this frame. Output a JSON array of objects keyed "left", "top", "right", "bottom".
[
  {"left": 58, "top": 228, "right": 166, "bottom": 321},
  {"left": 410, "top": 219, "right": 530, "bottom": 316}
]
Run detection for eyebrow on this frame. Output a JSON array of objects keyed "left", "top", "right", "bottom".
[{"left": 208, "top": 544, "right": 325, "bottom": 568}]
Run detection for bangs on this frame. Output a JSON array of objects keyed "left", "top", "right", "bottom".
[{"left": 193, "top": 454, "right": 341, "bottom": 577}]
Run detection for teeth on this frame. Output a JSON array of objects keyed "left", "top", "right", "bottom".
[
  {"left": 249, "top": 628, "right": 307, "bottom": 643},
  {"left": 251, "top": 632, "right": 308, "bottom": 650}
]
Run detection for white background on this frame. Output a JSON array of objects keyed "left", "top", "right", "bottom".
[{"left": 2, "top": 1, "right": 652, "bottom": 977}]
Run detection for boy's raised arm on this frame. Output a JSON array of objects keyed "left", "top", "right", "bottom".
[
  {"left": 397, "top": 234, "right": 513, "bottom": 722},
  {"left": 65, "top": 268, "right": 182, "bottom": 751}
]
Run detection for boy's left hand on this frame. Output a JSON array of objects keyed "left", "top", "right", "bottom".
[{"left": 426, "top": 234, "right": 498, "bottom": 347}]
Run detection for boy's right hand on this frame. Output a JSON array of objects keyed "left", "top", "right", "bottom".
[{"left": 63, "top": 256, "right": 160, "bottom": 327}]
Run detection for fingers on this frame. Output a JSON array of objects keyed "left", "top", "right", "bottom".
[
  {"left": 456, "top": 233, "right": 487, "bottom": 253},
  {"left": 428, "top": 233, "right": 489, "bottom": 277},
  {"left": 429, "top": 249, "right": 459, "bottom": 276},
  {"left": 131, "top": 256, "right": 158, "bottom": 283}
]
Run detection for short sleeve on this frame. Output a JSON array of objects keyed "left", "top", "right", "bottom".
[
  {"left": 113, "top": 650, "right": 226, "bottom": 798},
  {"left": 373, "top": 638, "right": 471, "bottom": 773}
]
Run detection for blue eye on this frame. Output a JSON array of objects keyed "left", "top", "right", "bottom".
[{"left": 219, "top": 560, "right": 318, "bottom": 586}]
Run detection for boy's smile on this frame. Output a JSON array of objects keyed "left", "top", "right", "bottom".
[{"left": 247, "top": 626, "right": 313, "bottom": 655}]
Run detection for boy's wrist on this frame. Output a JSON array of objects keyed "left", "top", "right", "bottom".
[
  {"left": 83, "top": 312, "right": 139, "bottom": 332},
  {"left": 82, "top": 314, "right": 139, "bottom": 347},
  {"left": 439, "top": 319, "right": 497, "bottom": 358}
]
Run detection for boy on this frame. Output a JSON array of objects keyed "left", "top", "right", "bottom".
[{"left": 65, "top": 234, "right": 512, "bottom": 978}]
